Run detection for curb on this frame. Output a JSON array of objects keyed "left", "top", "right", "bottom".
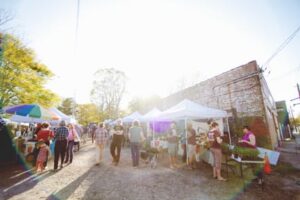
[{"left": 277, "top": 147, "right": 299, "bottom": 154}]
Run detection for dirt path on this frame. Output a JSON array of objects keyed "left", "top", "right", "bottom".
[{"left": 0, "top": 144, "right": 299, "bottom": 200}]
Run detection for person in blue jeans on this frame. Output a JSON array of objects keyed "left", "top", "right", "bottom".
[{"left": 128, "top": 120, "right": 145, "bottom": 168}]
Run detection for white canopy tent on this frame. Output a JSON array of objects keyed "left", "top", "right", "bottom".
[
  {"left": 158, "top": 99, "right": 228, "bottom": 120},
  {"left": 157, "top": 99, "right": 230, "bottom": 164},
  {"left": 49, "top": 108, "right": 77, "bottom": 124},
  {"left": 122, "top": 111, "right": 144, "bottom": 123},
  {"left": 142, "top": 108, "right": 162, "bottom": 121},
  {"left": 142, "top": 108, "right": 163, "bottom": 139}
]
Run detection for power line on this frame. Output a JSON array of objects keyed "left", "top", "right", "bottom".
[
  {"left": 74, "top": 0, "right": 80, "bottom": 54},
  {"left": 268, "top": 64, "right": 300, "bottom": 81},
  {"left": 262, "top": 24, "right": 300, "bottom": 72}
]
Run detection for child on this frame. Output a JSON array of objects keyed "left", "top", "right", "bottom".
[{"left": 36, "top": 141, "right": 49, "bottom": 172}]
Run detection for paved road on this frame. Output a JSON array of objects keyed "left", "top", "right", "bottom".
[{"left": 0, "top": 143, "right": 299, "bottom": 200}]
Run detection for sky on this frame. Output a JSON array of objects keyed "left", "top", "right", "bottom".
[{"left": 1, "top": 0, "right": 300, "bottom": 114}]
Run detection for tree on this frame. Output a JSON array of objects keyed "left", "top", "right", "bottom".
[
  {"left": 0, "top": 9, "right": 13, "bottom": 31},
  {"left": 90, "top": 68, "right": 126, "bottom": 119},
  {"left": 76, "top": 103, "right": 103, "bottom": 126},
  {"left": 58, "top": 98, "right": 76, "bottom": 116},
  {"left": 128, "top": 95, "right": 162, "bottom": 114},
  {"left": 290, "top": 115, "right": 300, "bottom": 131},
  {"left": 0, "top": 33, "right": 60, "bottom": 108}
]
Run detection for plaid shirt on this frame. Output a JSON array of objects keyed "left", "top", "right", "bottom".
[
  {"left": 54, "top": 126, "right": 69, "bottom": 141},
  {"left": 95, "top": 128, "right": 107, "bottom": 144}
]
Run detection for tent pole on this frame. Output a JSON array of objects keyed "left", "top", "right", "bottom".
[
  {"left": 226, "top": 117, "right": 232, "bottom": 145},
  {"left": 185, "top": 118, "right": 188, "bottom": 165},
  {"left": 152, "top": 121, "right": 155, "bottom": 140}
]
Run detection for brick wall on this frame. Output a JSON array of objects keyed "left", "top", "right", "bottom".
[{"left": 159, "top": 60, "right": 278, "bottom": 149}]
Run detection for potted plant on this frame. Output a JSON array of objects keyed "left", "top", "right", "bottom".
[
  {"left": 232, "top": 146, "right": 259, "bottom": 160},
  {"left": 221, "top": 143, "right": 232, "bottom": 156}
]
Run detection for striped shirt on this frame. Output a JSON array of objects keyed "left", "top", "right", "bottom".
[{"left": 54, "top": 126, "right": 69, "bottom": 141}]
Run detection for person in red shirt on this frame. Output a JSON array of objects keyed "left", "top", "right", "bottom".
[
  {"left": 37, "top": 123, "right": 54, "bottom": 146},
  {"left": 37, "top": 123, "right": 54, "bottom": 169}
]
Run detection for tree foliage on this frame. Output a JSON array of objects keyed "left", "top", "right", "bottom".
[
  {"left": 290, "top": 116, "right": 300, "bottom": 129},
  {"left": 90, "top": 68, "right": 126, "bottom": 119},
  {"left": 0, "top": 33, "right": 60, "bottom": 108},
  {"left": 58, "top": 98, "right": 76, "bottom": 116},
  {"left": 76, "top": 103, "right": 103, "bottom": 126}
]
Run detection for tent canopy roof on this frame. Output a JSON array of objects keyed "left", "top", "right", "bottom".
[
  {"left": 158, "top": 99, "right": 227, "bottom": 120},
  {"left": 49, "top": 108, "right": 71, "bottom": 120},
  {"left": 122, "top": 111, "right": 144, "bottom": 123},
  {"left": 49, "top": 108, "right": 76, "bottom": 124},
  {"left": 142, "top": 108, "right": 162, "bottom": 121}
]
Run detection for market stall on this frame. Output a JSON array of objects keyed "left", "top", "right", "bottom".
[
  {"left": 143, "top": 108, "right": 166, "bottom": 139},
  {"left": 49, "top": 107, "right": 76, "bottom": 124},
  {"left": 157, "top": 99, "right": 229, "bottom": 164},
  {"left": 4, "top": 104, "right": 60, "bottom": 157}
]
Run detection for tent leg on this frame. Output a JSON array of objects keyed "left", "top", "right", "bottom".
[
  {"left": 226, "top": 117, "right": 232, "bottom": 145},
  {"left": 152, "top": 121, "right": 155, "bottom": 140},
  {"left": 185, "top": 118, "right": 188, "bottom": 165}
]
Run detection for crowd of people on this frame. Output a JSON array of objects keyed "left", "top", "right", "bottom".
[
  {"left": 26, "top": 121, "right": 81, "bottom": 172},
  {"left": 89, "top": 118, "right": 262, "bottom": 184},
  {"left": 4, "top": 115, "right": 261, "bottom": 183}
]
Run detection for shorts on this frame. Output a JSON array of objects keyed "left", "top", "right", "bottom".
[
  {"left": 168, "top": 143, "right": 178, "bottom": 156},
  {"left": 211, "top": 148, "right": 222, "bottom": 170},
  {"left": 188, "top": 144, "right": 196, "bottom": 158}
]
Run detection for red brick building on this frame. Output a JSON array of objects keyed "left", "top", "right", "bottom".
[{"left": 160, "top": 60, "right": 279, "bottom": 149}]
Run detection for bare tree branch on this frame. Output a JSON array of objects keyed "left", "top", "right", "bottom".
[
  {"left": 90, "top": 68, "right": 127, "bottom": 119},
  {"left": 0, "top": 9, "right": 13, "bottom": 31}
]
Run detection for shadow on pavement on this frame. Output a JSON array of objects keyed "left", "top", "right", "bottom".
[
  {"left": 1, "top": 165, "right": 55, "bottom": 199},
  {"left": 47, "top": 168, "right": 93, "bottom": 200}
]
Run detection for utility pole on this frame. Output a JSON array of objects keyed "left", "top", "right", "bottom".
[
  {"left": 294, "top": 84, "right": 300, "bottom": 106},
  {"left": 297, "top": 83, "right": 300, "bottom": 100},
  {"left": 291, "top": 83, "right": 300, "bottom": 106}
]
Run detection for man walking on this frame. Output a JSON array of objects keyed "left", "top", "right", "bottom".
[
  {"left": 128, "top": 120, "right": 145, "bottom": 168},
  {"left": 110, "top": 119, "right": 124, "bottom": 166},
  {"left": 53, "top": 120, "right": 69, "bottom": 171},
  {"left": 95, "top": 122, "right": 108, "bottom": 166},
  {"left": 167, "top": 122, "right": 179, "bottom": 169}
]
